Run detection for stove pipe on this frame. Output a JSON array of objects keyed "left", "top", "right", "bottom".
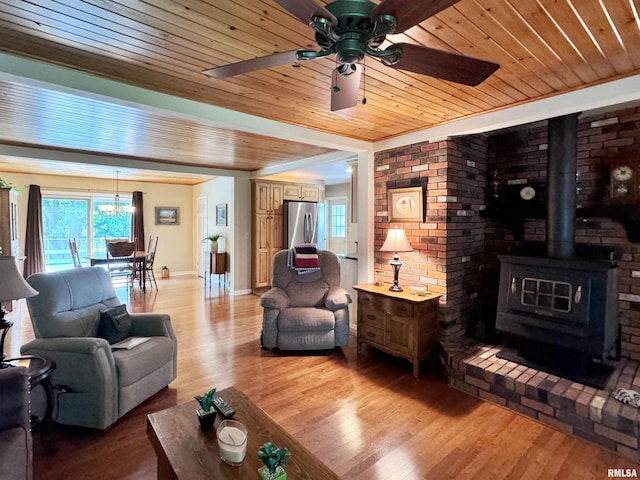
[{"left": 547, "top": 114, "right": 579, "bottom": 259}]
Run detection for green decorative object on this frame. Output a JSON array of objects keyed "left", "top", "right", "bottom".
[
  {"left": 202, "top": 233, "right": 223, "bottom": 253},
  {"left": 258, "top": 442, "right": 290, "bottom": 480},
  {"left": 202, "top": 233, "right": 223, "bottom": 242},
  {"left": 0, "top": 178, "right": 20, "bottom": 193},
  {"left": 194, "top": 388, "right": 217, "bottom": 428},
  {"left": 258, "top": 465, "right": 286, "bottom": 480}
]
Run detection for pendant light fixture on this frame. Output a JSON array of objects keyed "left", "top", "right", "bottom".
[{"left": 98, "top": 170, "right": 135, "bottom": 216}]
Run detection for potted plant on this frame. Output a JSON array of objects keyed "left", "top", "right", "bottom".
[
  {"left": 202, "top": 233, "right": 223, "bottom": 253},
  {"left": 0, "top": 178, "right": 20, "bottom": 193},
  {"left": 194, "top": 388, "right": 217, "bottom": 428},
  {"left": 258, "top": 442, "right": 290, "bottom": 480}
]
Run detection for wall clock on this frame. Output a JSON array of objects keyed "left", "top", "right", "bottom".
[
  {"left": 605, "top": 157, "right": 640, "bottom": 205},
  {"left": 519, "top": 185, "right": 537, "bottom": 201}
]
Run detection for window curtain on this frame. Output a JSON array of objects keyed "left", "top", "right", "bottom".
[
  {"left": 23, "top": 185, "right": 45, "bottom": 279},
  {"left": 131, "top": 191, "right": 145, "bottom": 251}
]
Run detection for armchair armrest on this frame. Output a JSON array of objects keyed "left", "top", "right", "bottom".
[
  {"left": 129, "top": 312, "right": 175, "bottom": 338},
  {"left": 324, "top": 286, "right": 352, "bottom": 311},
  {"left": 21, "top": 337, "right": 119, "bottom": 429},
  {"left": 259, "top": 287, "right": 291, "bottom": 310},
  {"left": 20, "top": 337, "right": 116, "bottom": 393}
]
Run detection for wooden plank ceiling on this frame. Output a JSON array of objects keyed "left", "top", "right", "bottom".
[{"left": 0, "top": 0, "right": 639, "bottom": 181}]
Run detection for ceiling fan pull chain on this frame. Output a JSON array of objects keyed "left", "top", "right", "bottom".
[
  {"left": 362, "top": 60, "right": 367, "bottom": 105},
  {"left": 331, "top": 57, "right": 340, "bottom": 93}
]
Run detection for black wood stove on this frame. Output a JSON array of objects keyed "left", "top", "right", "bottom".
[{"left": 495, "top": 114, "right": 620, "bottom": 389}]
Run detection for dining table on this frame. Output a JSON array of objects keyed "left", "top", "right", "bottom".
[{"left": 88, "top": 250, "right": 149, "bottom": 292}]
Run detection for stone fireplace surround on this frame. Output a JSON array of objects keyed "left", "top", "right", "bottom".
[{"left": 442, "top": 340, "right": 640, "bottom": 462}]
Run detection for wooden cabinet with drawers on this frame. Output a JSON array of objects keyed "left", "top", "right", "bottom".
[{"left": 353, "top": 284, "right": 440, "bottom": 377}]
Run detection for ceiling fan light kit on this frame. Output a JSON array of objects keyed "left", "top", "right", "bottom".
[{"left": 203, "top": 0, "right": 499, "bottom": 111}]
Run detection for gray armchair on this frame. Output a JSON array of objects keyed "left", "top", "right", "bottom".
[
  {"left": 0, "top": 366, "right": 32, "bottom": 480},
  {"left": 21, "top": 267, "right": 177, "bottom": 430},
  {"left": 260, "top": 249, "right": 351, "bottom": 350}
]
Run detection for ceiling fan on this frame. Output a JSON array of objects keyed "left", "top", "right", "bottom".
[{"left": 202, "top": 0, "right": 499, "bottom": 111}]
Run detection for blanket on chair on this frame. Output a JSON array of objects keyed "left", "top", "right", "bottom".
[{"left": 288, "top": 244, "right": 321, "bottom": 275}]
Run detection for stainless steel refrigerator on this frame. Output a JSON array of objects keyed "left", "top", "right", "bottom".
[{"left": 283, "top": 201, "right": 324, "bottom": 249}]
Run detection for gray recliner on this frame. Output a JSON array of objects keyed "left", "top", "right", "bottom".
[
  {"left": 21, "top": 267, "right": 177, "bottom": 430},
  {"left": 259, "top": 249, "right": 351, "bottom": 350}
]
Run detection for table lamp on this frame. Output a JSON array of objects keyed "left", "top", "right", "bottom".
[
  {"left": 379, "top": 226, "right": 413, "bottom": 292},
  {"left": 0, "top": 256, "right": 38, "bottom": 368}
]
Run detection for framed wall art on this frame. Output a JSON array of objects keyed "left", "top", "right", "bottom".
[
  {"left": 155, "top": 206, "right": 180, "bottom": 225},
  {"left": 388, "top": 186, "right": 424, "bottom": 222},
  {"left": 216, "top": 203, "right": 227, "bottom": 226}
]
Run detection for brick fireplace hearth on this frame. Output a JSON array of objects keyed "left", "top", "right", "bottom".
[{"left": 442, "top": 340, "right": 640, "bottom": 462}]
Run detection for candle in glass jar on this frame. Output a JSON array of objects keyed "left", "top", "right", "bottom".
[{"left": 217, "top": 420, "right": 247, "bottom": 466}]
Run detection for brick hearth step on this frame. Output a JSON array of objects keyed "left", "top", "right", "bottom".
[{"left": 441, "top": 339, "right": 640, "bottom": 463}]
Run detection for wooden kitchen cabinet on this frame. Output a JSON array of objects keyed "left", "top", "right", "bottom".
[
  {"left": 353, "top": 284, "right": 440, "bottom": 377},
  {"left": 253, "top": 212, "right": 282, "bottom": 288},
  {"left": 254, "top": 181, "right": 283, "bottom": 215},
  {"left": 252, "top": 180, "right": 323, "bottom": 289},
  {"left": 252, "top": 181, "right": 284, "bottom": 289},
  {"left": 282, "top": 184, "right": 320, "bottom": 202}
]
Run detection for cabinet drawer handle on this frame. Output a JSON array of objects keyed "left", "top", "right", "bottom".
[
  {"left": 367, "top": 314, "right": 376, "bottom": 321},
  {"left": 366, "top": 332, "right": 376, "bottom": 338}
]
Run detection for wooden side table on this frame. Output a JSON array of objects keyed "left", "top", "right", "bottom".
[
  {"left": 205, "top": 252, "right": 227, "bottom": 289},
  {"left": 353, "top": 284, "right": 441, "bottom": 377},
  {"left": 5, "top": 355, "right": 56, "bottom": 454}
]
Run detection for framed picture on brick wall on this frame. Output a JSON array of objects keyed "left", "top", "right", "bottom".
[{"left": 388, "top": 186, "right": 423, "bottom": 222}]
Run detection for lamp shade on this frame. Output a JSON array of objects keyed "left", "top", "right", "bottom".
[
  {"left": 0, "top": 256, "right": 38, "bottom": 303},
  {"left": 380, "top": 226, "right": 413, "bottom": 253}
]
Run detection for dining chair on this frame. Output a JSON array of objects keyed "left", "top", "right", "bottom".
[
  {"left": 68, "top": 238, "right": 82, "bottom": 268},
  {"left": 144, "top": 236, "right": 159, "bottom": 290},
  {"left": 105, "top": 239, "right": 136, "bottom": 292}
]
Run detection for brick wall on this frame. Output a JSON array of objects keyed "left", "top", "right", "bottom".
[
  {"left": 374, "top": 135, "right": 487, "bottom": 341},
  {"left": 373, "top": 104, "right": 640, "bottom": 356}
]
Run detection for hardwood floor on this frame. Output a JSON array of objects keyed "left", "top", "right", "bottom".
[{"left": 10, "top": 275, "right": 634, "bottom": 479}]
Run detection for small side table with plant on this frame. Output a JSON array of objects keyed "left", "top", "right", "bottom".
[{"left": 202, "top": 233, "right": 223, "bottom": 253}]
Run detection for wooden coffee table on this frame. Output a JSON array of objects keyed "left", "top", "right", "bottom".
[{"left": 147, "top": 386, "right": 339, "bottom": 480}]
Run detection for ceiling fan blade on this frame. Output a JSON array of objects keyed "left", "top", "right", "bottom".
[
  {"left": 272, "top": 0, "right": 337, "bottom": 26},
  {"left": 331, "top": 64, "right": 362, "bottom": 112},
  {"left": 386, "top": 43, "right": 499, "bottom": 86},
  {"left": 371, "top": 0, "right": 461, "bottom": 33},
  {"left": 202, "top": 51, "right": 301, "bottom": 78}
]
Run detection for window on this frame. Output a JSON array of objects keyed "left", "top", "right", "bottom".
[
  {"left": 331, "top": 204, "right": 346, "bottom": 238},
  {"left": 42, "top": 194, "right": 132, "bottom": 271}
]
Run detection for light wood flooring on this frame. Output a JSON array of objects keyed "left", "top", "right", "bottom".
[{"left": 8, "top": 275, "right": 635, "bottom": 480}]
